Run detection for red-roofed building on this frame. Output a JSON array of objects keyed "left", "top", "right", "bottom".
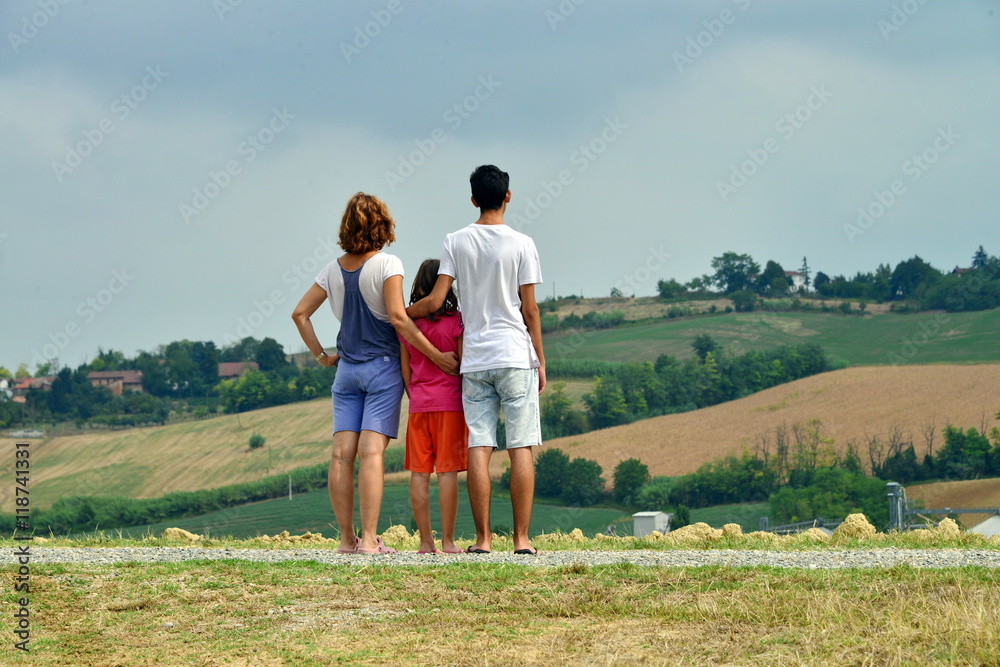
[
  {"left": 88, "top": 370, "right": 144, "bottom": 395},
  {"left": 218, "top": 362, "right": 259, "bottom": 380},
  {"left": 11, "top": 376, "right": 56, "bottom": 396}
]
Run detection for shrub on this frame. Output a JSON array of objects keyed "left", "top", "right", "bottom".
[
  {"left": 612, "top": 458, "right": 650, "bottom": 506},
  {"left": 634, "top": 476, "right": 672, "bottom": 512},
  {"left": 672, "top": 505, "right": 691, "bottom": 529},
  {"left": 248, "top": 433, "right": 266, "bottom": 450},
  {"left": 562, "top": 457, "right": 606, "bottom": 507},
  {"left": 535, "top": 448, "right": 570, "bottom": 498},
  {"left": 730, "top": 290, "right": 758, "bottom": 312}
]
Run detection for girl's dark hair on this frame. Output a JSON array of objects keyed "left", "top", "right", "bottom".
[{"left": 410, "top": 259, "right": 458, "bottom": 320}]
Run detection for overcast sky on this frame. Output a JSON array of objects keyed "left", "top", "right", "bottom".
[{"left": 2, "top": 0, "right": 997, "bottom": 372}]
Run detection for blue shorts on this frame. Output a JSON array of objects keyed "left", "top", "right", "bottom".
[
  {"left": 332, "top": 356, "right": 404, "bottom": 438},
  {"left": 462, "top": 367, "right": 541, "bottom": 449}
]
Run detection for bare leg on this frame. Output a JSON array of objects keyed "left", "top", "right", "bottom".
[
  {"left": 410, "top": 472, "right": 434, "bottom": 551},
  {"left": 508, "top": 446, "right": 536, "bottom": 552},
  {"left": 357, "top": 429, "right": 389, "bottom": 551},
  {"left": 467, "top": 447, "right": 494, "bottom": 551},
  {"left": 437, "top": 471, "right": 459, "bottom": 552},
  {"left": 329, "top": 431, "right": 360, "bottom": 551}
]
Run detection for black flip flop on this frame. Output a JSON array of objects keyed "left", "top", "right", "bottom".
[
  {"left": 514, "top": 548, "right": 539, "bottom": 555},
  {"left": 465, "top": 546, "right": 490, "bottom": 554}
]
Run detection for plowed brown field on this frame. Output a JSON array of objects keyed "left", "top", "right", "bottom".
[
  {"left": 511, "top": 364, "right": 999, "bottom": 480},
  {"left": 904, "top": 478, "right": 1000, "bottom": 527}
]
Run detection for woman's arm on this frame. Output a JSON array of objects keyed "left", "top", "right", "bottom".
[
  {"left": 384, "top": 275, "right": 459, "bottom": 375},
  {"left": 291, "top": 284, "right": 338, "bottom": 367},
  {"left": 399, "top": 342, "right": 412, "bottom": 395}
]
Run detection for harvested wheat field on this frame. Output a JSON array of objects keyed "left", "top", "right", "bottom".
[
  {"left": 522, "top": 364, "right": 1000, "bottom": 480},
  {"left": 905, "top": 478, "right": 1000, "bottom": 527},
  {"left": 0, "top": 397, "right": 412, "bottom": 511}
]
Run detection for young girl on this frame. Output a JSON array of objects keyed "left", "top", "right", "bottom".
[{"left": 400, "top": 259, "right": 468, "bottom": 554}]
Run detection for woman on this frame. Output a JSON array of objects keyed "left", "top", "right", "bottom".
[{"left": 292, "top": 193, "right": 458, "bottom": 555}]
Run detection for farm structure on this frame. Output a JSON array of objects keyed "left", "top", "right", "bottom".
[{"left": 887, "top": 482, "right": 1000, "bottom": 535}]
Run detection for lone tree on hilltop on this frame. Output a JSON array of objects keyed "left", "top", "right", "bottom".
[{"left": 710, "top": 252, "right": 760, "bottom": 294}]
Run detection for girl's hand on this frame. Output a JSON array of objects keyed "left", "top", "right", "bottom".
[{"left": 319, "top": 352, "right": 339, "bottom": 367}]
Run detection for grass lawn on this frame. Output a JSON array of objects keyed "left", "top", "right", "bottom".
[
  {"left": 5, "top": 561, "right": 1000, "bottom": 665},
  {"left": 690, "top": 502, "right": 772, "bottom": 532},
  {"left": 544, "top": 308, "right": 1000, "bottom": 367}
]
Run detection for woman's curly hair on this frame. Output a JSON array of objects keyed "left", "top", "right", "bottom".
[{"left": 338, "top": 192, "right": 396, "bottom": 254}]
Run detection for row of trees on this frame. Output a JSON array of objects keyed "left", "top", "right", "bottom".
[
  {"left": 653, "top": 414, "right": 1000, "bottom": 529},
  {"left": 3, "top": 337, "right": 334, "bottom": 428},
  {"left": 509, "top": 449, "right": 690, "bottom": 530},
  {"left": 541, "top": 339, "right": 832, "bottom": 439},
  {"left": 652, "top": 246, "right": 999, "bottom": 313}
]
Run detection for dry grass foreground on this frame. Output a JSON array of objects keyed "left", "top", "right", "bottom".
[
  {"left": 3, "top": 559, "right": 1000, "bottom": 666},
  {"left": 0, "top": 398, "right": 413, "bottom": 511},
  {"left": 530, "top": 364, "right": 1000, "bottom": 480},
  {"left": 26, "top": 513, "right": 1000, "bottom": 551}
]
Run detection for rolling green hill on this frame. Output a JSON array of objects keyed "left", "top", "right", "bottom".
[
  {"left": 544, "top": 309, "right": 1000, "bottom": 367},
  {"left": 113, "top": 482, "right": 630, "bottom": 540},
  {"left": 103, "top": 483, "right": 770, "bottom": 539}
]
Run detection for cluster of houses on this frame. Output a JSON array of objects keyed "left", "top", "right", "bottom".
[{"left": 0, "top": 362, "right": 259, "bottom": 403}]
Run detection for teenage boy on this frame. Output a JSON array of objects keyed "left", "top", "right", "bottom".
[{"left": 407, "top": 165, "right": 545, "bottom": 555}]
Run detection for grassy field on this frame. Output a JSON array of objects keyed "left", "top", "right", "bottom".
[
  {"left": 78, "top": 483, "right": 768, "bottom": 541},
  {"left": 544, "top": 308, "right": 1000, "bottom": 367},
  {"left": 108, "top": 482, "right": 630, "bottom": 541},
  {"left": 4, "top": 560, "right": 1000, "bottom": 665}
]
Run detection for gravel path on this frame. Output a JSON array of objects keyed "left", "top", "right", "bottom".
[{"left": 12, "top": 547, "right": 1000, "bottom": 569}]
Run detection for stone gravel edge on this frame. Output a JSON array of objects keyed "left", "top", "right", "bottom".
[{"left": 8, "top": 547, "right": 1000, "bottom": 569}]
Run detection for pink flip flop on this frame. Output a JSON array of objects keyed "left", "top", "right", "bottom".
[{"left": 357, "top": 537, "right": 397, "bottom": 555}]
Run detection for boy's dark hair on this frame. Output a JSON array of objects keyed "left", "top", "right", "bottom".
[
  {"left": 469, "top": 165, "right": 509, "bottom": 211},
  {"left": 410, "top": 259, "right": 459, "bottom": 321}
]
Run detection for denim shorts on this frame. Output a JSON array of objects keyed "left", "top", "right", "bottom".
[
  {"left": 332, "top": 356, "right": 404, "bottom": 438},
  {"left": 462, "top": 367, "right": 540, "bottom": 449}
]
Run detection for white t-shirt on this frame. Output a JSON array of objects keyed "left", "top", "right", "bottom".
[
  {"left": 439, "top": 223, "right": 542, "bottom": 373},
  {"left": 315, "top": 253, "right": 404, "bottom": 323}
]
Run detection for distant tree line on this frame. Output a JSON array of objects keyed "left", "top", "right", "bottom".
[
  {"left": 541, "top": 338, "right": 832, "bottom": 440},
  {"left": 647, "top": 413, "right": 1000, "bottom": 529},
  {"left": 653, "top": 246, "right": 1000, "bottom": 314},
  {"left": 2, "top": 336, "right": 336, "bottom": 428}
]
